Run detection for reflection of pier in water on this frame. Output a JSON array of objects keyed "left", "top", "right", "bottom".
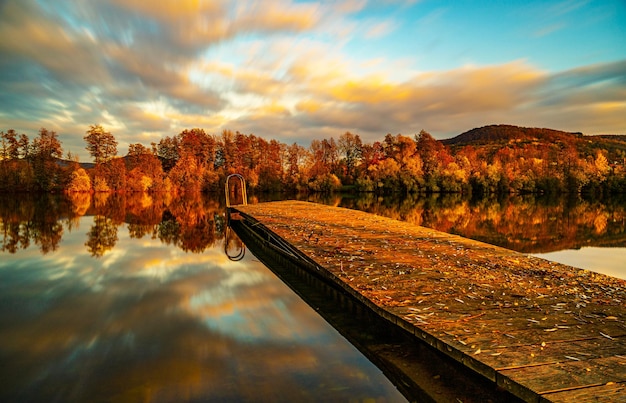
[{"left": 232, "top": 201, "right": 626, "bottom": 403}]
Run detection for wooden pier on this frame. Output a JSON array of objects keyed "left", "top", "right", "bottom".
[{"left": 232, "top": 201, "right": 626, "bottom": 402}]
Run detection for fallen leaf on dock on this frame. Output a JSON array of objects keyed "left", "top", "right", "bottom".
[{"left": 599, "top": 332, "right": 614, "bottom": 340}]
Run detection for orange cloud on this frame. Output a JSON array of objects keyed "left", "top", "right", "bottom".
[
  {"left": 110, "top": 0, "right": 223, "bottom": 20},
  {"left": 0, "top": 0, "right": 107, "bottom": 83},
  {"left": 235, "top": 1, "right": 320, "bottom": 32}
]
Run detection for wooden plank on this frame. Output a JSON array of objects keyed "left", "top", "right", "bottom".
[
  {"left": 500, "top": 356, "right": 626, "bottom": 394},
  {"left": 234, "top": 201, "right": 626, "bottom": 401},
  {"left": 544, "top": 381, "right": 626, "bottom": 403}
]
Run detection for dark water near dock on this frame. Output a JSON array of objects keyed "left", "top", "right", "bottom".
[{"left": 1, "top": 192, "right": 624, "bottom": 401}]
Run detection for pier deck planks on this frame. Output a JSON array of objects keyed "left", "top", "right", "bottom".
[{"left": 234, "top": 201, "right": 626, "bottom": 402}]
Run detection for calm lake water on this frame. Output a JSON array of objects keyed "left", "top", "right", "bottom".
[
  {"left": 1, "top": 192, "right": 624, "bottom": 402},
  {"left": 0, "top": 198, "right": 405, "bottom": 402}
]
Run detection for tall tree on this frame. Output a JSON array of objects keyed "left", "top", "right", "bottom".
[
  {"left": 1, "top": 130, "right": 20, "bottom": 160},
  {"left": 338, "top": 131, "right": 363, "bottom": 184},
  {"left": 127, "top": 143, "right": 164, "bottom": 192},
  {"left": 31, "top": 128, "right": 63, "bottom": 191},
  {"left": 178, "top": 128, "right": 216, "bottom": 169},
  {"left": 217, "top": 129, "right": 237, "bottom": 173},
  {"left": 18, "top": 134, "right": 29, "bottom": 159},
  {"left": 84, "top": 124, "right": 117, "bottom": 165},
  {"left": 156, "top": 136, "right": 180, "bottom": 172},
  {"left": 285, "top": 142, "right": 307, "bottom": 189}
]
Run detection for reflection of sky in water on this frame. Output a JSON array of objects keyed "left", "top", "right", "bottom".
[
  {"left": 532, "top": 247, "right": 626, "bottom": 280},
  {"left": 0, "top": 216, "right": 405, "bottom": 402}
]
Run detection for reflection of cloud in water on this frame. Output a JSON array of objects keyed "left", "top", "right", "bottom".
[
  {"left": 1, "top": 215, "right": 403, "bottom": 402},
  {"left": 188, "top": 269, "right": 310, "bottom": 343},
  {"left": 533, "top": 247, "right": 626, "bottom": 280}
]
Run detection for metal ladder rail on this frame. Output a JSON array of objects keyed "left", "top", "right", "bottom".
[{"left": 225, "top": 174, "right": 248, "bottom": 207}]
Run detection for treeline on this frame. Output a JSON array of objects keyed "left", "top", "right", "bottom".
[{"left": 1, "top": 125, "right": 625, "bottom": 195}]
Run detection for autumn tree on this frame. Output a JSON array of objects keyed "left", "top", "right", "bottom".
[
  {"left": 167, "top": 129, "right": 218, "bottom": 193},
  {"left": 84, "top": 124, "right": 117, "bottom": 165},
  {"left": 257, "top": 138, "right": 284, "bottom": 191},
  {"left": 285, "top": 142, "right": 308, "bottom": 190},
  {"left": 216, "top": 129, "right": 237, "bottom": 174},
  {"left": 415, "top": 130, "right": 453, "bottom": 192},
  {"left": 18, "top": 133, "right": 29, "bottom": 159},
  {"left": 126, "top": 143, "right": 164, "bottom": 192},
  {"left": 156, "top": 135, "right": 180, "bottom": 172},
  {"left": 66, "top": 167, "right": 92, "bottom": 192},
  {"left": 110, "top": 158, "right": 128, "bottom": 192},
  {"left": 338, "top": 131, "right": 363, "bottom": 184},
  {"left": 368, "top": 157, "right": 401, "bottom": 192},
  {"left": 308, "top": 138, "right": 338, "bottom": 178},
  {"left": 31, "top": 128, "right": 63, "bottom": 191},
  {"left": 83, "top": 124, "right": 118, "bottom": 192},
  {"left": 0, "top": 130, "right": 32, "bottom": 191},
  {"left": 0, "top": 129, "right": 20, "bottom": 160},
  {"left": 178, "top": 128, "right": 216, "bottom": 170},
  {"left": 361, "top": 141, "right": 385, "bottom": 168},
  {"left": 353, "top": 141, "right": 381, "bottom": 192}
]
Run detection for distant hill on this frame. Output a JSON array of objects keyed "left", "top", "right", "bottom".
[
  {"left": 441, "top": 124, "right": 584, "bottom": 146},
  {"left": 441, "top": 124, "right": 626, "bottom": 162},
  {"left": 56, "top": 159, "right": 95, "bottom": 170}
]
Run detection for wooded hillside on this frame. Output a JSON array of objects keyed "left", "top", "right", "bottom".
[{"left": 1, "top": 124, "right": 625, "bottom": 195}]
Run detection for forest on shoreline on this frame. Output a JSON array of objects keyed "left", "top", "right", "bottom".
[{"left": 1, "top": 124, "right": 625, "bottom": 196}]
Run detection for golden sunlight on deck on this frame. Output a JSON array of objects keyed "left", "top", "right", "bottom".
[{"left": 234, "top": 201, "right": 626, "bottom": 402}]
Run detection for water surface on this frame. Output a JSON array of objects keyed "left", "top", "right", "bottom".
[
  {"left": 2, "top": 191, "right": 625, "bottom": 401},
  {"left": 0, "top": 195, "right": 405, "bottom": 402}
]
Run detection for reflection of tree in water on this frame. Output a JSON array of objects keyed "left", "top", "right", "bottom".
[
  {"left": 86, "top": 192, "right": 223, "bottom": 254},
  {"left": 1, "top": 193, "right": 227, "bottom": 255},
  {"left": 93, "top": 193, "right": 126, "bottom": 224},
  {"left": 32, "top": 220, "right": 63, "bottom": 254},
  {"left": 156, "top": 210, "right": 181, "bottom": 246},
  {"left": 85, "top": 215, "right": 118, "bottom": 257},
  {"left": 156, "top": 194, "right": 224, "bottom": 253},
  {"left": 336, "top": 193, "right": 626, "bottom": 253},
  {"left": 66, "top": 192, "right": 91, "bottom": 216},
  {"left": 6, "top": 191, "right": 624, "bottom": 255},
  {"left": 0, "top": 193, "right": 71, "bottom": 254},
  {"left": 126, "top": 193, "right": 167, "bottom": 239},
  {"left": 0, "top": 220, "right": 31, "bottom": 253}
]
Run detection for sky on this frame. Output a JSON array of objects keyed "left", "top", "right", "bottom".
[{"left": 0, "top": 0, "right": 625, "bottom": 161}]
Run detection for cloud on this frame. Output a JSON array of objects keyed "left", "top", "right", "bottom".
[
  {"left": 364, "top": 20, "right": 395, "bottom": 39},
  {"left": 0, "top": 0, "right": 110, "bottom": 84},
  {"left": 533, "top": 23, "right": 566, "bottom": 38},
  {"left": 110, "top": 0, "right": 224, "bottom": 21},
  {"left": 280, "top": 60, "right": 546, "bottom": 138},
  {"left": 224, "top": 56, "right": 625, "bottom": 141},
  {"left": 0, "top": 0, "right": 624, "bottom": 161}
]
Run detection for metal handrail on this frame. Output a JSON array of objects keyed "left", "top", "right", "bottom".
[{"left": 225, "top": 174, "right": 247, "bottom": 207}]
